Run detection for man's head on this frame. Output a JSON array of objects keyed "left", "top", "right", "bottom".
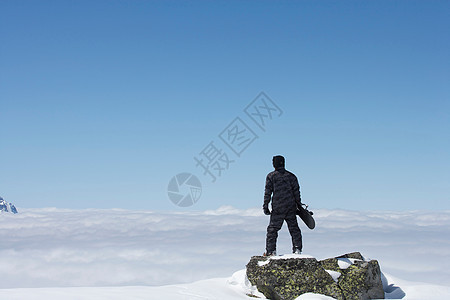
[{"left": 272, "top": 155, "right": 285, "bottom": 169}]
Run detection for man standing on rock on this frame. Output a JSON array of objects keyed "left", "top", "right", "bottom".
[{"left": 263, "top": 155, "right": 302, "bottom": 256}]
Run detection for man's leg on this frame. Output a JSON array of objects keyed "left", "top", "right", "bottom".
[
  {"left": 285, "top": 212, "right": 302, "bottom": 252},
  {"left": 266, "top": 213, "right": 284, "bottom": 254}
]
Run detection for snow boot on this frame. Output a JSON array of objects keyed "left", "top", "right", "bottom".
[
  {"left": 293, "top": 248, "right": 301, "bottom": 255},
  {"left": 263, "top": 250, "right": 277, "bottom": 257}
]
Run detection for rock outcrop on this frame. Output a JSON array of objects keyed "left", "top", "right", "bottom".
[{"left": 246, "top": 252, "right": 384, "bottom": 300}]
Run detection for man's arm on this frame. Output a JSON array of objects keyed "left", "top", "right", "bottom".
[
  {"left": 263, "top": 174, "right": 273, "bottom": 214},
  {"left": 292, "top": 175, "right": 302, "bottom": 209}
]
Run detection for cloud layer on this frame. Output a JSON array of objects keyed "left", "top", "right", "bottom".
[{"left": 1, "top": 207, "right": 449, "bottom": 288}]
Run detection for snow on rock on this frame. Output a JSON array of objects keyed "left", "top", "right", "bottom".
[
  {"left": 258, "top": 254, "right": 316, "bottom": 266},
  {"left": 337, "top": 258, "right": 359, "bottom": 269},
  {"left": 258, "top": 260, "right": 270, "bottom": 266},
  {"left": 336, "top": 258, "right": 352, "bottom": 269},
  {"left": 325, "top": 270, "right": 342, "bottom": 283},
  {"left": 268, "top": 254, "right": 316, "bottom": 260},
  {"left": 295, "top": 293, "right": 339, "bottom": 300}
]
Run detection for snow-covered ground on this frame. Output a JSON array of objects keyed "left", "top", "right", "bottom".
[{"left": 1, "top": 206, "right": 449, "bottom": 299}]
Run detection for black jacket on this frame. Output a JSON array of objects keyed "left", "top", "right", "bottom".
[{"left": 264, "top": 167, "right": 301, "bottom": 214}]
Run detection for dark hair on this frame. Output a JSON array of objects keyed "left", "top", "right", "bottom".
[{"left": 272, "top": 155, "right": 285, "bottom": 168}]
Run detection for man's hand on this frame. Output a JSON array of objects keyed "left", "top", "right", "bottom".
[
  {"left": 263, "top": 206, "right": 271, "bottom": 215},
  {"left": 296, "top": 201, "right": 303, "bottom": 211}
]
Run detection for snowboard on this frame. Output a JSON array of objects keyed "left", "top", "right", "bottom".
[{"left": 297, "top": 204, "right": 315, "bottom": 230}]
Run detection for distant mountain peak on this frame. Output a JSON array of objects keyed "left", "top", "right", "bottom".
[{"left": 0, "top": 196, "right": 18, "bottom": 214}]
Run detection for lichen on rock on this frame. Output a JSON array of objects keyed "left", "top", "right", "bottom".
[
  {"left": 246, "top": 256, "right": 344, "bottom": 300},
  {"left": 338, "top": 260, "right": 384, "bottom": 300},
  {"left": 246, "top": 252, "right": 384, "bottom": 300}
]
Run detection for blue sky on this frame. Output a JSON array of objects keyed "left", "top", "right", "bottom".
[{"left": 1, "top": 0, "right": 449, "bottom": 211}]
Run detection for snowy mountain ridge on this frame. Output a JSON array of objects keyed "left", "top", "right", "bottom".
[{"left": 0, "top": 196, "right": 18, "bottom": 214}]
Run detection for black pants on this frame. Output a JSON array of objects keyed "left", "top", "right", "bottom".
[{"left": 266, "top": 211, "right": 302, "bottom": 253}]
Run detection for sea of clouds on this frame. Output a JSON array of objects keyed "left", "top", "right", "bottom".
[{"left": 1, "top": 206, "right": 449, "bottom": 289}]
